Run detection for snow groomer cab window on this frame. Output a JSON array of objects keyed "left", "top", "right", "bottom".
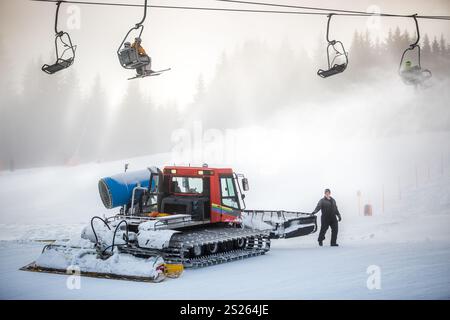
[
  {"left": 220, "top": 176, "right": 240, "bottom": 209},
  {"left": 171, "top": 177, "right": 204, "bottom": 194}
]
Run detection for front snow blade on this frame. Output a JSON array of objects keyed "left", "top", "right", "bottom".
[
  {"left": 21, "top": 242, "right": 167, "bottom": 283},
  {"left": 21, "top": 262, "right": 165, "bottom": 283}
]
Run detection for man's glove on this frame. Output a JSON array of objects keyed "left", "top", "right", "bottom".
[{"left": 337, "top": 214, "right": 342, "bottom": 222}]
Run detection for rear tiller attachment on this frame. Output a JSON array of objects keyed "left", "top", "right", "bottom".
[{"left": 243, "top": 210, "right": 317, "bottom": 239}]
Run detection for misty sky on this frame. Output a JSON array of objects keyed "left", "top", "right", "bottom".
[{"left": 1, "top": 0, "right": 449, "bottom": 109}]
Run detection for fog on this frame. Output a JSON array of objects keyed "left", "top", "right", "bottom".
[{"left": 0, "top": 0, "right": 449, "bottom": 217}]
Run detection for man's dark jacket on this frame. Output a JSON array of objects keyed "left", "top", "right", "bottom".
[{"left": 312, "top": 197, "right": 341, "bottom": 221}]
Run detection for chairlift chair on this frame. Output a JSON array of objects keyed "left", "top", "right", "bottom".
[
  {"left": 42, "top": 1, "right": 76, "bottom": 74},
  {"left": 117, "top": 0, "right": 170, "bottom": 80},
  {"left": 317, "top": 14, "right": 348, "bottom": 78},
  {"left": 398, "top": 15, "right": 432, "bottom": 86},
  {"left": 117, "top": 29, "right": 150, "bottom": 70}
]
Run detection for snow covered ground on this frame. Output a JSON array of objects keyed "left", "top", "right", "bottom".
[{"left": 0, "top": 152, "right": 449, "bottom": 299}]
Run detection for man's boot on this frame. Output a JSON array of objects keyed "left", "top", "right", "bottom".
[
  {"left": 318, "top": 240, "right": 323, "bottom": 246},
  {"left": 331, "top": 243, "right": 339, "bottom": 247}
]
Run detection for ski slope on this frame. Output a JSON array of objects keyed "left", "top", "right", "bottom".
[{"left": 0, "top": 153, "right": 449, "bottom": 299}]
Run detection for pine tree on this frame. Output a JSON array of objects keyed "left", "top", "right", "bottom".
[
  {"left": 431, "top": 36, "right": 440, "bottom": 54},
  {"left": 385, "top": 28, "right": 394, "bottom": 50},
  {"left": 57, "top": 69, "right": 83, "bottom": 165},
  {"left": 362, "top": 29, "right": 372, "bottom": 62},
  {"left": 439, "top": 34, "right": 447, "bottom": 56},
  {"left": 109, "top": 81, "right": 153, "bottom": 159},
  {"left": 75, "top": 75, "right": 109, "bottom": 162},
  {"left": 0, "top": 35, "right": 12, "bottom": 170},
  {"left": 312, "top": 33, "right": 326, "bottom": 68},
  {"left": 400, "top": 29, "right": 412, "bottom": 55},
  {"left": 382, "top": 28, "right": 396, "bottom": 63},
  {"left": 349, "top": 30, "right": 362, "bottom": 70},
  {"left": 17, "top": 57, "right": 58, "bottom": 168},
  {"left": 193, "top": 74, "right": 205, "bottom": 105},
  {"left": 422, "top": 34, "right": 432, "bottom": 56},
  {"left": 392, "top": 27, "right": 404, "bottom": 54}
]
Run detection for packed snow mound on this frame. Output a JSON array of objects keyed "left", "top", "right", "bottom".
[
  {"left": 136, "top": 220, "right": 180, "bottom": 249},
  {"left": 80, "top": 220, "right": 127, "bottom": 248},
  {"left": 137, "top": 230, "right": 178, "bottom": 249}
]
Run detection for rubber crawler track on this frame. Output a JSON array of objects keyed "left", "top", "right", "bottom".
[{"left": 121, "top": 227, "right": 271, "bottom": 268}]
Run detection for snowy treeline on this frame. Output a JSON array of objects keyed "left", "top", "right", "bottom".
[
  {"left": 0, "top": 27, "right": 449, "bottom": 170},
  {"left": 188, "top": 28, "right": 450, "bottom": 129},
  {"left": 0, "top": 52, "right": 181, "bottom": 170}
]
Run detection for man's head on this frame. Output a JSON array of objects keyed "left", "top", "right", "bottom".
[
  {"left": 324, "top": 188, "right": 331, "bottom": 198},
  {"left": 135, "top": 37, "right": 142, "bottom": 44}
]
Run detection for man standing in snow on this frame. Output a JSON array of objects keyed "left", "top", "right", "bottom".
[{"left": 311, "top": 188, "right": 342, "bottom": 247}]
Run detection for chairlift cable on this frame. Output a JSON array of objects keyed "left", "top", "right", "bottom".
[
  {"left": 215, "top": 0, "right": 450, "bottom": 20},
  {"left": 215, "top": 0, "right": 401, "bottom": 17},
  {"left": 31, "top": 0, "right": 448, "bottom": 81},
  {"left": 30, "top": 0, "right": 450, "bottom": 20}
]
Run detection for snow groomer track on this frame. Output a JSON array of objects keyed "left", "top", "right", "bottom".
[{"left": 121, "top": 227, "right": 271, "bottom": 268}]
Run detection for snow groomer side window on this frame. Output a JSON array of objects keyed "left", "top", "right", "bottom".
[
  {"left": 171, "top": 177, "right": 203, "bottom": 194},
  {"left": 220, "top": 176, "right": 240, "bottom": 209}
]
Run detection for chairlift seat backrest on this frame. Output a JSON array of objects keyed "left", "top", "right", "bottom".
[{"left": 118, "top": 47, "right": 150, "bottom": 69}]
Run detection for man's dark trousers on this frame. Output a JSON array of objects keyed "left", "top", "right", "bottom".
[{"left": 318, "top": 215, "right": 338, "bottom": 245}]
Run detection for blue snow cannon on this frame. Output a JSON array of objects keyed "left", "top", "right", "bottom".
[{"left": 98, "top": 169, "right": 153, "bottom": 209}]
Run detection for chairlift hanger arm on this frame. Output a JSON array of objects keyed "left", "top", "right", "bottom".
[
  {"left": 399, "top": 14, "right": 423, "bottom": 72},
  {"left": 117, "top": 0, "right": 148, "bottom": 54},
  {"left": 54, "top": 1, "right": 62, "bottom": 34},
  {"left": 136, "top": 0, "right": 148, "bottom": 27},
  {"left": 411, "top": 14, "right": 420, "bottom": 47},
  {"left": 325, "top": 14, "right": 334, "bottom": 44}
]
